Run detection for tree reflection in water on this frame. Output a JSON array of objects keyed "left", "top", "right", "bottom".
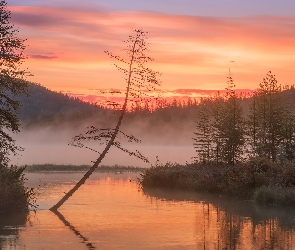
[
  {"left": 0, "top": 211, "right": 28, "bottom": 249},
  {"left": 142, "top": 187, "right": 295, "bottom": 249},
  {"left": 51, "top": 210, "right": 96, "bottom": 250}
]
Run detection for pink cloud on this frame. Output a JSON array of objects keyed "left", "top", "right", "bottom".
[
  {"left": 8, "top": 5, "right": 295, "bottom": 95},
  {"left": 29, "top": 54, "right": 58, "bottom": 60},
  {"left": 66, "top": 88, "right": 254, "bottom": 110}
]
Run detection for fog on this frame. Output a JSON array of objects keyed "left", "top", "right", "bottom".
[{"left": 12, "top": 119, "right": 196, "bottom": 167}]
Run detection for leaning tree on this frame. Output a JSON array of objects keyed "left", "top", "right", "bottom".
[{"left": 50, "top": 29, "right": 161, "bottom": 211}]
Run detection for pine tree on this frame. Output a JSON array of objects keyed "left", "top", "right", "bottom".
[
  {"left": 247, "top": 71, "right": 294, "bottom": 161},
  {"left": 210, "top": 93, "right": 225, "bottom": 164},
  {"left": 218, "top": 71, "right": 245, "bottom": 165},
  {"left": 193, "top": 98, "right": 213, "bottom": 163},
  {"left": 247, "top": 71, "right": 286, "bottom": 161}
]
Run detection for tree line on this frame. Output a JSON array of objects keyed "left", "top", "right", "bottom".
[{"left": 193, "top": 71, "right": 295, "bottom": 165}]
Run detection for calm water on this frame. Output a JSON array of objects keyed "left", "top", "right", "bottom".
[{"left": 1, "top": 172, "right": 295, "bottom": 249}]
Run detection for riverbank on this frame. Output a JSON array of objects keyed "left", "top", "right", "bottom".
[
  {"left": 0, "top": 166, "right": 35, "bottom": 214},
  {"left": 139, "top": 158, "right": 295, "bottom": 206},
  {"left": 23, "top": 164, "right": 147, "bottom": 173}
]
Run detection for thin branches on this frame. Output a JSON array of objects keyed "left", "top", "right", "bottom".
[{"left": 50, "top": 29, "right": 160, "bottom": 211}]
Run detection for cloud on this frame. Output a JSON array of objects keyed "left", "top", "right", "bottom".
[
  {"left": 9, "top": 5, "right": 295, "bottom": 94},
  {"left": 171, "top": 89, "right": 252, "bottom": 95},
  {"left": 66, "top": 88, "right": 254, "bottom": 108},
  {"left": 29, "top": 54, "right": 58, "bottom": 60}
]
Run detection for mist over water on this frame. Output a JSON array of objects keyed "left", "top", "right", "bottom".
[{"left": 12, "top": 119, "right": 196, "bottom": 167}]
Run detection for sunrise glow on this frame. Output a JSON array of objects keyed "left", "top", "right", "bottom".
[{"left": 8, "top": 2, "right": 295, "bottom": 103}]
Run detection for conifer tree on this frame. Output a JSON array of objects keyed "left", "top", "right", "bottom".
[
  {"left": 194, "top": 71, "right": 245, "bottom": 165},
  {"left": 219, "top": 72, "right": 245, "bottom": 165},
  {"left": 246, "top": 92, "right": 258, "bottom": 158},
  {"left": 210, "top": 93, "right": 225, "bottom": 164},
  {"left": 193, "top": 98, "right": 213, "bottom": 163},
  {"left": 247, "top": 72, "right": 285, "bottom": 161}
]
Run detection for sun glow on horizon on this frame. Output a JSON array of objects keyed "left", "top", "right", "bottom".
[{"left": 9, "top": 5, "right": 295, "bottom": 99}]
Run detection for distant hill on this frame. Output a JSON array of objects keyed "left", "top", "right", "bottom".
[
  {"left": 15, "top": 82, "right": 199, "bottom": 145},
  {"left": 16, "top": 82, "right": 111, "bottom": 126},
  {"left": 16, "top": 82, "right": 200, "bottom": 129},
  {"left": 16, "top": 82, "right": 295, "bottom": 135}
]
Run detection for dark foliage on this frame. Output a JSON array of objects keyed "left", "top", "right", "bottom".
[
  {"left": 0, "top": 0, "right": 36, "bottom": 214},
  {"left": 0, "top": 166, "right": 36, "bottom": 214},
  {"left": 0, "top": 0, "right": 28, "bottom": 164},
  {"left": 140, "top": 158, "right": 295, "bottom": 205}
]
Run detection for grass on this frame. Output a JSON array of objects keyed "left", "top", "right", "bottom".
[
  {"left": 24, "top": 164, "right": 147, "bottom": 172},
  {"left": 139, "top": 158, "right": 295, "bottom": 206}
]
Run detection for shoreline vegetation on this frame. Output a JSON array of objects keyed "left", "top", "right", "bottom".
[
  {"left": 139, "top": 159, "right": 295, "bottom": 207},
  {"left": 23, "top": 164, "right": 147, "bottom": 173},
  {"left": 138, "top": 71, "right": 295, "bottom": 208},
  {"left": 21, "top": 160, "right": 295, "bottom": 208},
  {"left": 0, "top": 166, "right": 35, "bottom": 214}
]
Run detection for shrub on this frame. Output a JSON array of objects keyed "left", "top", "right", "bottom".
[
  {"left": 139, "top": 157, "right": 295, "bottom": 205},
  {"left": 0, "top": 166, "right": 36, "bottom": 214}
]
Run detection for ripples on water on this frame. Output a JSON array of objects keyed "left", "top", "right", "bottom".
[{"left": 1, "top": 172, "right": 295, "bottom": 249}]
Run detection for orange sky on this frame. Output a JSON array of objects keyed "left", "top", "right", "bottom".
[{"left": 10, "top": 6, "right": 295, "bottom": 103}]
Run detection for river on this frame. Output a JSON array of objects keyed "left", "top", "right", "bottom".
[{"left": 1, "top": 172, "right": 295, "bottom": 249}]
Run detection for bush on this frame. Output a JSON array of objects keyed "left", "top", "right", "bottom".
[
  {"left": 139, "top": 162, "right": 226, "bottom": 192},
  {"left": 0, "top": 165, "right": 36, "bottom": 214},
  {"left": 139, "top": 157, "right": 295, "bottom": 204},
  {"left": 254, "top": 185, "right": 295, "bottom": 206}
]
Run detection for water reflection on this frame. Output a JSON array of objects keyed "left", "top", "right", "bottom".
[
  {"left": 0, "top": 211, "right": 28, "bottom": 249},
  {"left": 2, "top": 173, "right": 295, "bottom": 249},
  {"left": 143, "top": 187, "right": 295, "bottom": 249},
  {"left": 51, "top": 210, "right": 96, "bottom": 250}
]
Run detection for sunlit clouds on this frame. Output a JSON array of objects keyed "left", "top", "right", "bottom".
[{"left": 9, "top": 5, "right": 295, "bottom": 102}]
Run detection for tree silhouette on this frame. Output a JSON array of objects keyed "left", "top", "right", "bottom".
[
  {"left": 220, "top": 71, "right": 244, "bottom": 165},
  {"left": 247, "top": 72, "right": 286, "bottom": 161},
  {"left": 50, "top": 29, "right": 160, "bottom": 211},
  {"left": 0, "top": 0, "right": 29, "bottom": 165},
  {"left": 193, "top": 71, "right": 245, "bottom": 165},
  {"left": 193, "top": 98, "right": 213, "bottom": 163}
]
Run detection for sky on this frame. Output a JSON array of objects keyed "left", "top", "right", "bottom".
[{"left": 8, "top": 0, "right": 295, "bottom": 103}]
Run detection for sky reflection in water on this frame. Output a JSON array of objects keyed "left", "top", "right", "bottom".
[{"left": 1, "top": 172, "right": 295, "bottom": 249}]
